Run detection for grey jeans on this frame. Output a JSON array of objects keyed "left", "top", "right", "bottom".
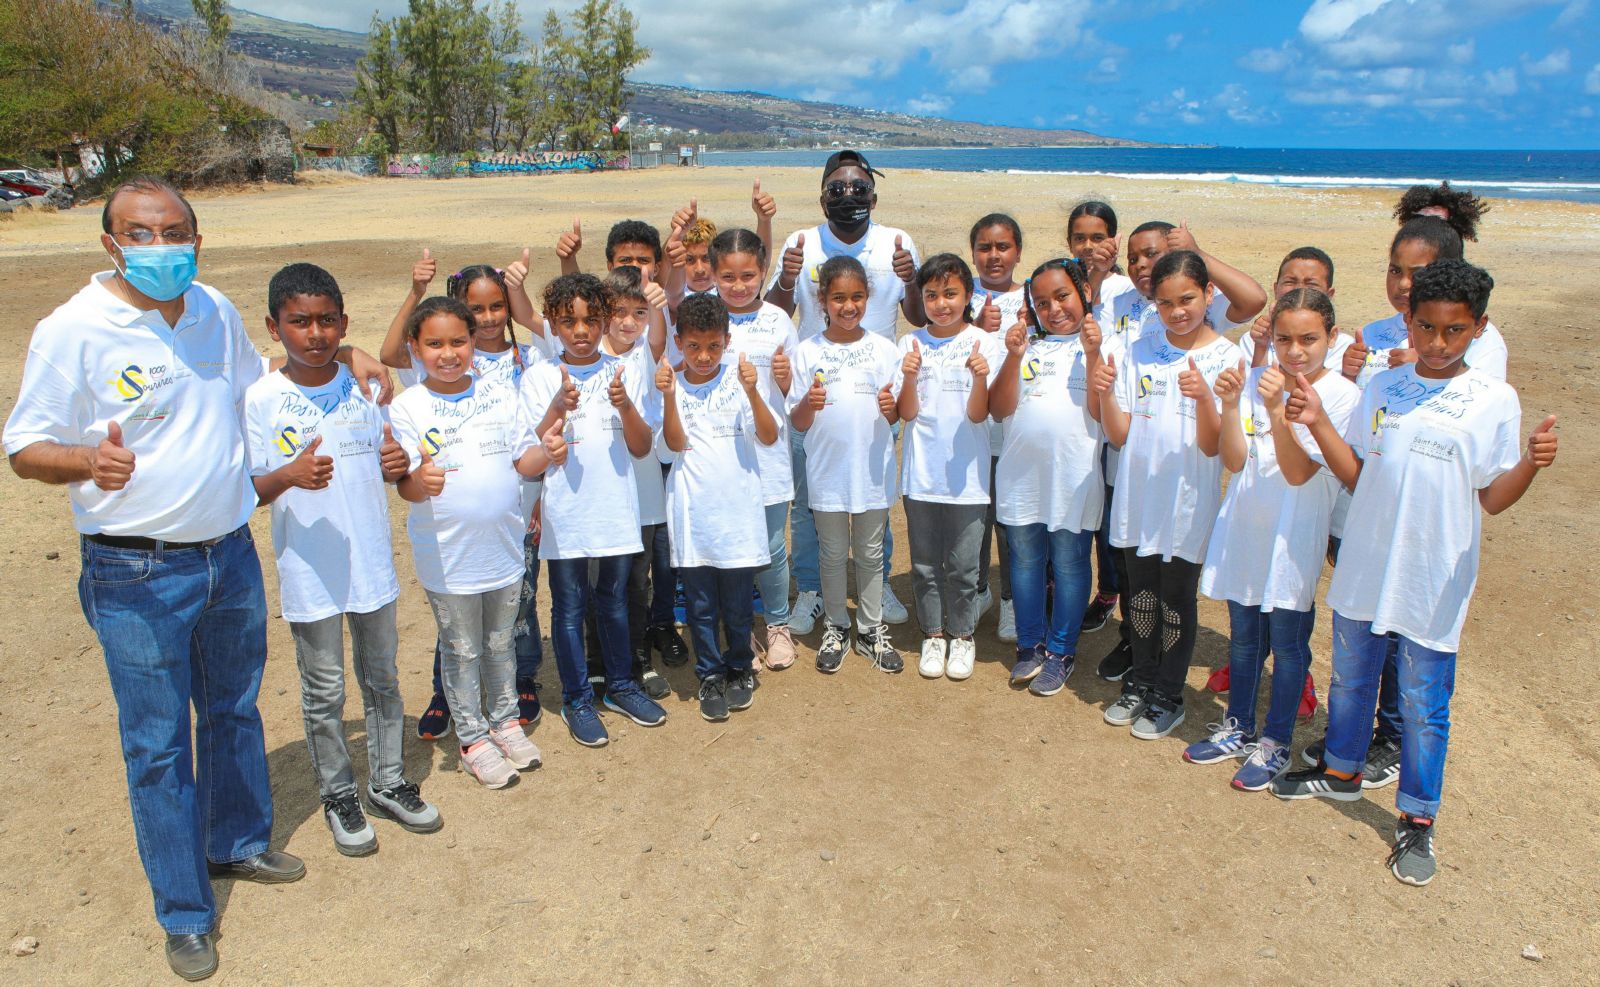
[
  {"left": 289, "top": 601, "right": 404, "bottom": 801},
  {"left": 814, "top": 507, "right": 889, "bottom": 633},
  {"left": 426, "top": 582, "right": 522, "bottom": 748},
  {"left": 903, "top": 498, "right": 987, "bottom": 638}
]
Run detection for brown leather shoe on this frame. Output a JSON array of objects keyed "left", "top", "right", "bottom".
[
  {"left": 165, "top": 932, "right": 218, "bottom": 981},
  {"left": 206, "top": 850, "right": 305, "bottom": 884}
]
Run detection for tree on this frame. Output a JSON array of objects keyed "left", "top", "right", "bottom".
[
  {"left": 190, "top": 0, "right": 230, "bottom": 78},
  {"left": 480, "top": 0, "right": 524, "bottom": 152},
  {"left": 354, "top": 13, "right": 405, "bottom": 156},
  {"left": 546, "top": 0, "right": 648, "bottom": 153}
]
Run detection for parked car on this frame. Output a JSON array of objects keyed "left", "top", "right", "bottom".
[{"left": 0, "top": 170, "right": 73, "bottom": 208}]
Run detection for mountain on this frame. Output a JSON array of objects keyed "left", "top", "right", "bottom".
[{"left": 126, "top": 1, "right": 1147, "bottom": 147}]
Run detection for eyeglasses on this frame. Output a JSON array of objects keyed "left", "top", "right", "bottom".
[
  {"left": 824, "top": 180, "right": 873, "bottom": 199},
  {"left": 112, "top": 228, "right": 197, "bottom": 245}
]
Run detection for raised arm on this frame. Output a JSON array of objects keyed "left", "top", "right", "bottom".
[
  {"left": 1213, "top": 359, "right": 1247, "bottom": 473},
  {"left": 382, "top": 249, "right": 436, "bottom": 369}
]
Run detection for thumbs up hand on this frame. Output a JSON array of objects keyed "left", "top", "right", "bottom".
[
  {"left": 379, "top": 423, "right": 409, "bottom": 481},
  {"left": 655, "top": 356, "right": 675, "bottom": 396},
  {"left": 751, "top": 179, "right": 776, "bottom": 219},
  {"left": 901, "top": 337, "right": 922, "bottom": 377},
  {"left": 1342, "top": 328, "right": 1369, "bottom": 380},
  {"left": 1284, "top": 373, "right": 1323, "bottom": 426},
  {"left": 877, "top": 380, "right": 896, "bottom": 420},
  {"left": 1177, "top": 355, "right": 1212, "bottom": 401},
  {"left": 1166, "top": 219, "right": 1199, "bottom": 254},
  {"left": 412, "top": 247, "right": 436, "bottom": 296},
  {"left": 608, "top": 366, "right": 631, "bottom": 409},
  {"left": 770, "top": 343, "right": 792, "bottom": 393},
  {"left": 504, "top": 247, "right": 531, "bottom": 291},
  {"left": 1526, "top": 414, "right": 1558, "bottom": 468},
  {"left": 1080, "top": 313, "right": 1103, "bottom": 356},
  {"left": 1091, "top": 352, "right": 1117, "bottom": 395},
  {"left": 1005, "top": 317, "right": 1030, "bottom": 357},
  {"left": 643, "top": 280, "right": 668, "bottom": 312},
  {"left": 286, "top": 434, "right": 334, "bottom": 491},
  {"left": 416, "top": 443, "right": 445, "bottom": 497},
  {"left": 1087, "top": 236, "right": 1120, "bottom": 275},
  {"left": 556, "top": 218, "right": 583, "bottom": 260},
  {"left": 551, "top": 364, "right": 579, "bottom": 413},
  {"left": 966, "top": 339, "right": 990, "bottom": 379},
  {"left": 542, "top": 417, "right": 569, "bottom": 466},
  {"left": 665, "top": 217, "right": 688, "bottom": 269},
  {"left": 738, "top": 352, "right": 761, "bottom": 392},
  {"left": 806, "top": 373, "right": 828, "bottom": 411},
  {"left": 90, "top": 419, "right": 136, "bottom": 491},
  {"left": 977, "top": 296, "right": 1000, "bottom": 332},
  {"left": 1212, "top": 357, "right": 1245, "bottom": 408},
  {"left": 1257, "top": 366, "right": 1287, "bottom": 410},
  {"left": 779, "top": 233, "right": 806, "bottom": 290},
  {"left": 892, "top": 234, "right": 916, "bottom": 284}
]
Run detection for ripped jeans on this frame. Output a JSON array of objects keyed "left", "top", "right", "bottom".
[
  {"left": 1122, "top": 549, "right": 1202, "bottom": 706},
  {"left": 425, "top": 582, "right": 522, "bottom": 748}
]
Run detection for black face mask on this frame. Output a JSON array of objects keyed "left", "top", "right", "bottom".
[{"left": 824, "top": 194, "right": 872, "bottom": 236}]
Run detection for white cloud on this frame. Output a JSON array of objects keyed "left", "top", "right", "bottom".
[
  {"left": 1297, "top": 0, "right": 1567, "bottom": 69},
  {"left": 1554, "top": 0, "right": 1590, "bottom": 26},
  {"left": 1483, "top": 67, "right": 1519, "bottom": 94},
  {"left": 1240, "top": 42, "right": 1298, "bottom": 73},
  {"left": 1165, "top": 32, "right": 1183, "bottom": 50},
  {"left": 1587, "top": 63, "right": 1600, "bottom": 93},
  {"left": 906, "top": 93, "right": 952, "bottom": 115},
  {"left": 1521, "top": 48, "right": 1570, "bottom": 74},
  {"left": 1098, "top": 56, "right": 1120, "bottom": 75},
  {"left": 1447, "top": 39, "right": 1475, "bottom": 64}
]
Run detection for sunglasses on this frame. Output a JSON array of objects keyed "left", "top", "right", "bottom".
[{"left": 824, "top": 180, "right": 874, "bottom": 198}]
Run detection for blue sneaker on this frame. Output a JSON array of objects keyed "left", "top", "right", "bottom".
[
  {"left": 1010, "top": 644, "right": 1047, "bottom": 685},
  {"left": 1182, "top": 718, "right": 1255, "bottom": 764},
  {"left": 1231, "top": 738, "right": 1291, "bottom": 791},
  {"left": 561, "top": 701, "right": 609, "bottom": 748},
  {"left": 1028, "top": 653, "right": 1074, "bottom": 697},
  {"left": 603, "top": 684, "right": 668, "bottom": 727}
]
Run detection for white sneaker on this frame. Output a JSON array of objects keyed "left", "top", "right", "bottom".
[
  {"left": 997, "top": 599, "right": 1017, "bottom": 643},
  {"left": 881, "top": 582, "right": 909, "bottom": 624},
  {"left": 918, "top": 637, "right": 948, "bottom": 678},
  {"left": 789, "top": 590, "right": 824, "bottom": 635},
  {"left": 489, "top": 721, "right": 542, "bottom": 770},
  {"left": 461, "top": 739, "right": 518, "bottom": 789},
  {"left": 976, "top": 587, "right": 994, "bottom": 618},
  {"left": 946, "top": 637, "right": 976, "bottom": 680}
]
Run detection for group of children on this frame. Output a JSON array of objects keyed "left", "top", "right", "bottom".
[{"left": 245, "top": 173, "right": 1555, "bottom": 888}]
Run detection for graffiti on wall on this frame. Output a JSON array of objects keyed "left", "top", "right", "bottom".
[
  {"left": 302, "top": 155, "right": 381, "bottom": 176},
  {"left": 385, "top": 154, "right": 470, "bottom": 177},
  {"left": 298, "top": 152, "right": 633, "bottom": 179},
  {"left": 467, "top": 150, "right": 627, "bottom": 174}
]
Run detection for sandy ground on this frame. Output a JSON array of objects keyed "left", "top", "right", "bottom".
[{"left": 1, "top": 167, "right": 1598, "bottom": 984}]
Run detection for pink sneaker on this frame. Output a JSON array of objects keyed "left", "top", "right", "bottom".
[
  {"left": 461, "top": 739, "right": 518, "bottom": 789},
  {"left": 489, "top": 721, "right": 542, "bottom": 770},
  {"left": 764, "top": 625, "right": 797, "bottom": 671}
]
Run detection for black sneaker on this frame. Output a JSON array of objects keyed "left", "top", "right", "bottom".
[
  {"left": 323, "top": 793, "right": 377, "bottom": 857},
  {"left": 650, "top": 623, "right": 690, "bottom": 667},
  {"left": 516, "top": 677, "right": 542, "bottom": 726},
  {"left": 1388, "top": 814, "right": 1437, "bottom": 886},
  {"left": 855, "top": 625, "right": 903, "bottom": 673},
  {"left": 697, "top": 675, "right": 729, "bottom": 722},
  {"left": 635, "top": 650, "right": 670, "bottom": 699},
  {"left": 1363, "top": 733, "right": 1402, "bottom": 790},
  {"left": 1096, "top": 640, "right": 1133, "bottom": 682},
  {"left": 416, "top": 692, "right": 452, "bottom": 741},
  {"left": 726, "top": 669, "right": 756, "bottom": 711},
  {"left": 1270, "top": 763, "right": 1364, "bottom": 802},
  {"left": 1299, "top": 734, "right": 1326, "bottom": 766},
  {"left": 816, "top": 622, "right": 848, "bottom": 674},
  {"left": 1082, "top": 593, "right": 1118, "bottom": 633}
]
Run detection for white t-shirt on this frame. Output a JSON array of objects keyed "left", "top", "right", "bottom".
[
  {"left": 1239, "top": 328, "right": 1354, "bottom": 372},
  {"left": 725, "top": 303, "right": 801, "bottom": 505},
  {"left": 897, "top": 325, "right": 1002, "bottom": 505},
  {"left": 3, "top": 274, "right": 261, "bottom": 541},
  {"left": 388, "top": 378, "right": 524, "bottom": 595},
  {"left": 767, "top": 222, "right": 920, "bottom": 342},
  {"left": 609, "top": 342, "right": 667, "bottom": 526},
  {"left": 993, "top": 334, "right": 1104, "bottom": 532},
  {"left": 1326, "top": 366, "right": 1521, "bottom": 652},
  {"left": 1349, "top": 312, "right": 1508, "bottom": 389},
  {"left": 517, "top": 354, "right": 648, "bottom": 560},
  {"left": 786, "top": 332, "right": 901, "bottom": 512},
  {"left": 1199, "top": 369, "right": 1360, "bottom": 612},
  {"left": 1094, "top": 274, "right": 1137, "bottom": 329},
  {"left": 968, "top": 287, "right": 1026, "bottom": 456},
  {"left": 244, "top": 366, "right": 400, "bottom": 622},
  {"left": 665, "top": 366, "right": 771, "bottom": 568},
  {"left": 1136, "top": 288, "right": 1245, "bottom": 340},
  {"left": 1109, "top": 332, "right": 1243, "bottom": 563}
]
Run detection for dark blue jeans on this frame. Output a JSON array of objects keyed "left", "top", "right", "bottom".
[
  {"left": 1007, "top": 524, "right": 1093, "bottom": 656},
  {"left": 1224, "top": 601, "right": 1316, "bottom": 745},
  {"left": 628, "top": 523, "right": 676, "bottom": 654},
  {"left": 548, "top": 553, "right": 635, "bottom": 706},
  {"left": 431, "top": 531, "right": 542, "bottom": 694},
  {"left": 77, "top": 526, "right": 272, "bottom": 935},
  {"left": 681, "top": 565, "right": 758, "bottom": 680}
]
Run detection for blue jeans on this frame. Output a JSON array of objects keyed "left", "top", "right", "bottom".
[
  {"left": 1324, "top": 613, "right": 1456, "bottom": 818},
  {"left": 758, "top": 502, "right": 792, "bottom": 625},
  {"left": 1325, "top": 536, "right": 1401, "bottom": 743},
  {"left": 548, "top": 554, "right": 635, "bottom": 706},
  {"left": 681, "top": 565, "right": 758, "bottom": 679},
  {"left": 77, "top": 527, "right": 272, "bottom": 935},
  {"left": 1007, "top": 525, "right": 1093, "bottom": 656},
  {"left": 628, "top": 523, "right": 675, "bottom": 653},
  {"left": 1224, "top": 602, "right": 1315, "bottom": 746},
  {"left": 431, "top": 531, "right": 542, "bottom": 695}
]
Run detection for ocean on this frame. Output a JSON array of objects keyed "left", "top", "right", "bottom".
[{"left": 701, "top": 147, "right": 1600, "bottom": 205}]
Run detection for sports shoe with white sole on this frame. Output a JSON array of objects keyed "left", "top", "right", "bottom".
[
  {"left": 1183, "top": 718, "right": 1255, "bottom": 764},
  {"left": 488, "top": 721, "right": 542, "bottom": 770},
  {"left": 1131, "top": 697, "right": 1186, "bottom": 740},
  {"left": 816, "top": 622, "right": 848, "bottom": 673},
  {"left": 880, "top": 583, "right": 909, "bottom": 624},
  {"left": 323, "top": 794, "right": 377, "bottom": 857},
  {"left": 918, "top": 637, "right": 948, "bottom": 678},
  {"left": 1103, "top": 685, "right": 1149, "bottom": 726},
  {"left": 461, "top": 739, "right": 518, "bottom": 789},
  {"left": 366, "top": 781, "right": 443, "bottom": 833},
  {"left": 1388, "top": 814, "right": 1437, "bottom": 886},
  {"left": 945, "top": 637, "right": 976, "bottom": 680},
  {"left": 1300, "top": 731, "right": 1402, "bottom": 789},
  {"left": 1028, "top": 653, "right": 1072, "bottom": 696},
  {"left": 1010, "top": 644, "right": 1047, "bottom": 684},
  {"left": 789, "top": 590, "right": 824, "bottom": 635},
  {"left": 856, "top": 625, "right": 903, "bottom": 673},
  {"left": 1270, "top": 764, "right": 1363, "bottom": 802},
  {"left": 1231, "top": 739, "right": 1290, "bottom": 791},
  {"left": 996, "top": 599, "right": 1016, "bottom": 643}
]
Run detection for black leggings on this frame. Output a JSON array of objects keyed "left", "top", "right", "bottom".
[{"left": 1123, "top": 549, "right": 1201, "bottom": 704}]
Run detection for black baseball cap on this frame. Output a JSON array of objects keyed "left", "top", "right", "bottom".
[{"left": 821, "top": 149, "right": 885, "bottom": 186}]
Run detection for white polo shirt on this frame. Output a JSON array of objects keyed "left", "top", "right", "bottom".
[
  {"left": 4, "top": 273, "right": 262, "bottom": 542},
  {"left": 767, "top": 221, "right": 920, "bottom": 342}
]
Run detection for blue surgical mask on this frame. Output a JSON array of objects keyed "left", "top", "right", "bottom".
[{"left": 116, "top": 244, "right": 197, "bottom": 302}]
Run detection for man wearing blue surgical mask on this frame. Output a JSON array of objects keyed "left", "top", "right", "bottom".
[{"left": 3, "top": 176, "right": 391, "bottom": 982}]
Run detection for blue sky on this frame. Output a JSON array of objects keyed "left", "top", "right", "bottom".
[{"left": 246, "top": 0, "right": 1600, "bottom": 148}]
